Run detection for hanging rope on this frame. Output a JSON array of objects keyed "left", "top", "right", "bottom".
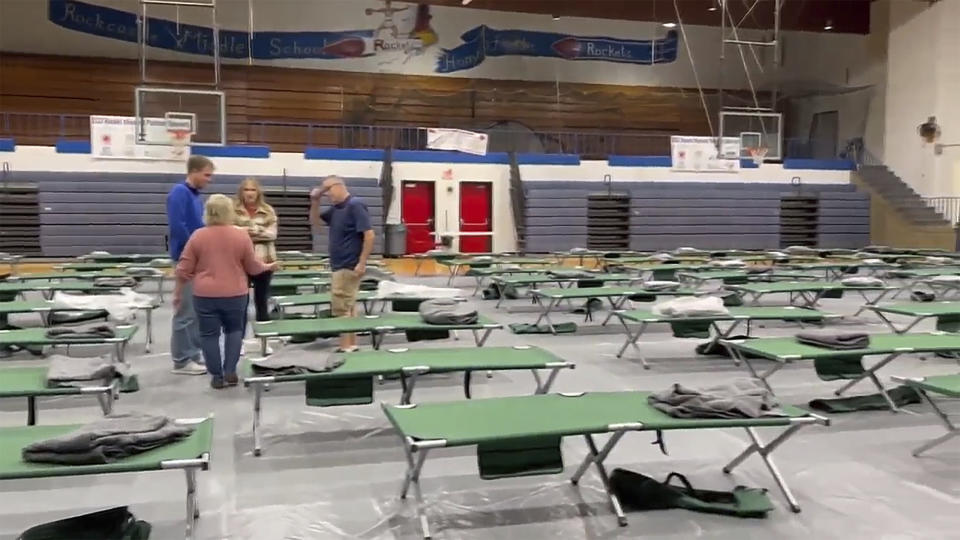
[{"left": 673, "top": 0, "right": 715, "bottom": 136}]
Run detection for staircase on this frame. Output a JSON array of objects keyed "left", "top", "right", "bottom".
[
  {"left": 856, "top": 165, "right": 950, "bottom": 225},
  {"left": 852, "top": 165, "right": 957, "bottom": 249}
]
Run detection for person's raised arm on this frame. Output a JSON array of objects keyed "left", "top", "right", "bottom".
[{"left": 308, "top": 188, "right": 323, "bottom": 230}]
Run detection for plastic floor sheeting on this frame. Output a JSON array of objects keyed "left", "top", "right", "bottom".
[{"left": 0, "top": 275, "right": 957, "bottom": 539}]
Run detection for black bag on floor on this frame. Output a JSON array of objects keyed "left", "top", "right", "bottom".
[
  {"left": 695, "top": 335, "right": 756, "bottom": 357},
  {"left": 48, "top": 310, "right": 110, "bottom": 325},
  {"left": 610, "top": 469, "right": 773, "bottom": 518},
  {"left": 18, "top": 506, "right": 151, "bottom": 540}
]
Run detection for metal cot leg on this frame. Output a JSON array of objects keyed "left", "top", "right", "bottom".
[
  {"left": 723, "top": 425, "right": 805, "bottom": 512},
  {"left": 253, "top": 383, "right": 264, "bottom": 456},
  {"left": 911, "top": 389, "right": 960, "bottom": 456},
  {"left": 570, "top": 431, "right": 629, "bottom": 526}
]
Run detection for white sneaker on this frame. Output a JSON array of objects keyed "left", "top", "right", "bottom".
[
  {"left": 240, "top": 343, "right": 246, "bottom": 356},
  {"left": 171, "top": 363, "right": 207, "bottom": 375}
]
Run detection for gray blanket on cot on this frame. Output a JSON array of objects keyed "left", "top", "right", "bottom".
[
  {"left": 250, "top": 350, "right": 345, "bottom": 375},
  {"left": 419, "top": 298, "right": 479, "bottom": 325},
  {"left": 21, "top": 413, "right": 194, "bottom": 465},
  {"left": 648, "top": 379, "right": 784, "bottom": 419},
  {"left": 547, "top": 269, "right": 597, "bottom": 279},
  {"left": 796, "top": 330, "right": 870, "bottom": 350},
  {"left": 45, "top": 324, "right": 117, "bottom": 340},
  {"left": 46, "top": 354, "right": 128, "bottom": 388}
]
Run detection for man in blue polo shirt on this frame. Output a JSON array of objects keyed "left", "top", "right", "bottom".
[
  {"left": 309, "top": 175, "right": 374, "bottom": 352},
  {"left": 166, "top": 155, "right": 214, "bottom": 375}
]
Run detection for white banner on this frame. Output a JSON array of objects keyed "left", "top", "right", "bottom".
[
  {"left": 426, "top": 128, "right": 489, "bottom": 156},
  {"left": 670, "top": 136, "right": 741, "bottom": 172},
  {"left": 90, "top": 115, "right": 190, "bottom": 161}
]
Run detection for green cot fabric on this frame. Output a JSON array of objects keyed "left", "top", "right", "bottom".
[
  {"left": 619, "top": 306, "right": 829, "bottom": 325},
  {"left": 271, "top": 286, "right": 300, "bottom": 297},
  {"left": 807, "top": 385, "right": 922, "bottom": 413},
  {"left": 0, "top": 418, "right": 213, "bottom": 480},
  {"left": 0, "top": 283, "right": 102, "bottom": 294},
  {"left": 405, "top": 329, "right": 450, "bottom": 341},
  {"left": 274, "top": 292, "right": 374, "bottom": 307},
  {"left": 669, "top": 321, "right": 712, "bottom": 339},
  {"left": 477, "top": 436, "right": 564, "bottom": 480},
  {"left": 18, "top": 506, "right": 151, "bottom": 540},
  {"left": 905, "top": 374, "right": 960, "bottom": 398},
  {"left": 271, "top": 278, "right": 330, "bottom": 289},
  {"left": 0, "top": 367, "right": 84, "bottom": 397},
  {"left": 0, "top": 325, "right": 139, "bottom": 346},
  {"left": 242, "top": 346, "right": 565, "bottom": 383},
  {"left": 611, "top": 469, "right": 773, "bottom": 518},
  {"left": 119, "top": 374, "right": 139, "bottom": 394},
  {"left": 254, "top": 314, "right": 499, "bottom": 338},
  {"left": 383, "top": 392, "right": 808, "bottom": 447},
  {"left": 305, "top": 376, "right": 373, "bottom": 407},
  {"left": 872, "top": 301, "right": 960, "bottom": 316},
  {"left": 509, "top": 322, "right": 577, "bottom": 334},
  {"left": 391, "top": 299, "right": 422, "bottom": 312},
  {"left": 937, "top": 313, "right": 960, "bottom": 332},
  {"left": 0, "top": 301, "right": 54, "bottom": 317},
  {"left": 813, "top": 356, "right": 865, "bottom": 381},
  {"left": 652, "top": 269, "right": 678, "bottom": 281},
  {"left": 535, "top": 286, "right": 696, "bottom": 300},
  {"left": 728, "top": 332, "right": 960, "bottom": 361},
  {"left": 731, "top": 281, "right": 848, "bottom": 294}
]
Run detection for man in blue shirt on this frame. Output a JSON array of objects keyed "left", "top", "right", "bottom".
[
  {"left": 309, "top": 176, "right": 374, "bottom": 352},
  {"left": 166, "top": 155, "right": 214, "bottom": 375}
]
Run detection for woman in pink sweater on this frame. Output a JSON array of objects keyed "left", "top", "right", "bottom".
[{"left": 175, "top": 194, "right": 277, "bottom": 389}]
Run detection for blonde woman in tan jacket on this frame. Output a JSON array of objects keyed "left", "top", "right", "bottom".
[{"left": 234, "top": 178, "right": 278, "bottom": 322}]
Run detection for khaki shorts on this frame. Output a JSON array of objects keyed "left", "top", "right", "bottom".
[{"left": 331, "top": 269, "right": 361, "bottom": 317}]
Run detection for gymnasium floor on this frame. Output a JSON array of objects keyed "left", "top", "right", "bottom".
[{"left": 0, "top": 271, "right": 958, "bottom": 539}]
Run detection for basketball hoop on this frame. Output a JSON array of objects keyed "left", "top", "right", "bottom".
[
  {"left": 168, "top": 128, "right": 192, "bottom": 159},
  {"left": 748, "top": 146, "right": 768, "bottom": 166}
]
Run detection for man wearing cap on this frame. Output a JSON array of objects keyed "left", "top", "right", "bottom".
[{"left": 309, "top": 176, "right": 375, "bottom": 352}]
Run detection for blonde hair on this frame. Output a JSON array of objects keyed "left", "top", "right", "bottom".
[
  {"left": 236, "top": 177, "right": 265, "bottom": 208},
  {"left": 204, "top": 194, "right": 235, "bottom": 226}
]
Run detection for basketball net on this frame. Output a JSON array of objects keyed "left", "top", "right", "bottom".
[
  {"left": 168, "top": 129, "right": 192, "bottom": 159},
  {"left": 748, "top": 147, "right": 768, "bottom": 166}
]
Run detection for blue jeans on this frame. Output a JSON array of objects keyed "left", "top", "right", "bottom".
[
  {"left": 194, "top": 294, "right": 248, "bottom": 382},
  {"left": 171, "top": 281, "right": 202, "bottom": 368}
]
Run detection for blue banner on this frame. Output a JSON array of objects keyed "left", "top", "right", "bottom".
[
  {"left": 436, "top": 25, "right": 679, "bottom": 73},
  {"left": 48, "top": 0, "right": 374, "bottom": 59}
]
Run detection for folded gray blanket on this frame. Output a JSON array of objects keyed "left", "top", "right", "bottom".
[
  {"left": 548, "top": 269, "right": 596, "bottom": 279},
  {"left": 22, "top": 413, "right": 194, "bottom": 465},
  {"left": 796, "top": 330, "right": 869, "bottom": 350},
  {"left": 648, "top": 379, "right": 783, "bottom": 419},
  {"left": 419, "top": 298, "right": 479, "bottom": 325},
  {"left": 45, "top": 324, "right": 116, "bottom": 340},
  {"left": 46, "top": 354, "right": 128, "bottom": 388},
  {"left": 250, "top": 350, "right": 345, "bottom": 375}
]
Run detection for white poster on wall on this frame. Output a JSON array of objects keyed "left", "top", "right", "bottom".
[
  {"left": 426, "top": 128, "right": 489, "bottom": 156},
  {"left": 670, "top": 136, "right": 741, "bottom": 172},
  {"left": 90, "top": 115, "right": 190, "bottom": 161}
]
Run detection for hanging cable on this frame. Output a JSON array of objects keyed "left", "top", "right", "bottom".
[
  {"left": 673, "top": 0, "right": 715, "bottom": 136},
  {"left": 248, "top": 0, "right": 254, "bottom": 65}
]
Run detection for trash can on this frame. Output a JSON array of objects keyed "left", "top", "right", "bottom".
[{"left": 383, "top": 223, "right": 407, "bottom": 257}]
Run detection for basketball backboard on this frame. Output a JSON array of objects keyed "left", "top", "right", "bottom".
[
  {"left": 135, "top": 87, "right": 226, "bottom": 146},
  {"left": 720, "top": 111, "right": 782, "bottom": 161}
]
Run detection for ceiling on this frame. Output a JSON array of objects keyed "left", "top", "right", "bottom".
[{"left": 423, "top": 0, "right": 873, "bottom": 34}]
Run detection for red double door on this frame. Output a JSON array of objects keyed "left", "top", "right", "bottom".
[
  {"left": 459, "top": 181, "right": 492, "bottom": 253},
  {"left": 400, "top": 180, "right": 492, "bottom": 254}
]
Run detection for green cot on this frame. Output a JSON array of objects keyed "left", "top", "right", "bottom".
[
  {"left": 0, "top": 417, "right": 213, "bottom": 540},
  {"left": 240, "top": 345, "right": 574, "bottom": 456},
  {"left": 383, "top": 391, "right": 828, "bottom": 539}
]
